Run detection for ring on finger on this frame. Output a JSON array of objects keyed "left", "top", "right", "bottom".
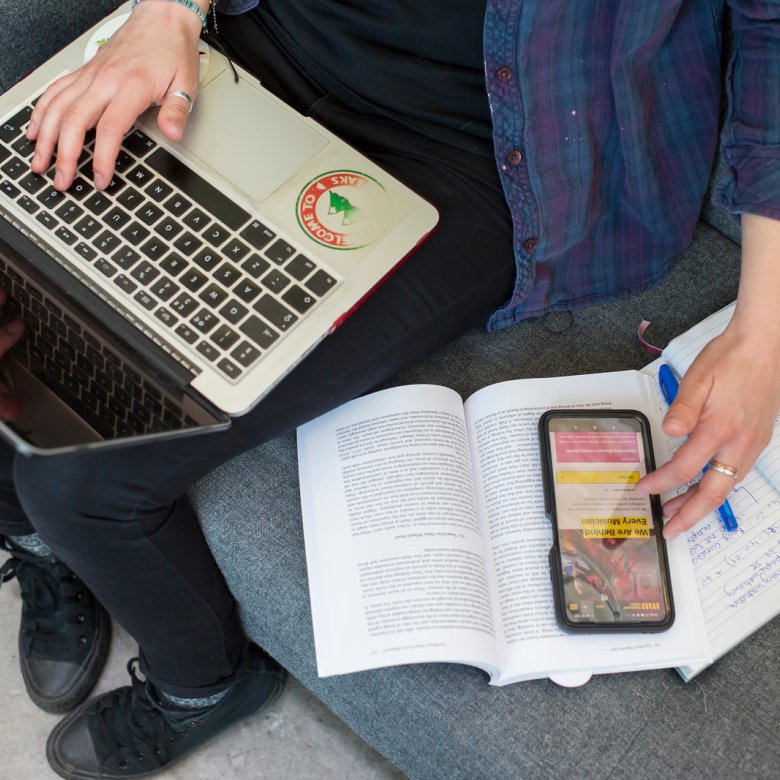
[
  {"left": 708, "top": 459, "right": 739, "bottom": 479},
  {"left": 167, "top": 89, "right": 194, "bottom": 113}
]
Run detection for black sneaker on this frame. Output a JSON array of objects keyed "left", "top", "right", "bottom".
[
  {"left": 46, "top": 643, "right": 287, "bottom": 780},
  {"left": 0, "top": 538, "right": 111, "bottom": 713}
]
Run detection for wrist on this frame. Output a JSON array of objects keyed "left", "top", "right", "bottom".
[{"left": 131, "top": 0, "right": 211, "bottom": 30}]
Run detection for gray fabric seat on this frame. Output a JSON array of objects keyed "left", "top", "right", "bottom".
[{"left": 4, "top": 4, "right": 777, "bottom": 778}]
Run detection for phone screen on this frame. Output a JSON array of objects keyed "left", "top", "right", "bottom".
[{"left": 541, "top": 411, "right": 673, "bottom": 630}]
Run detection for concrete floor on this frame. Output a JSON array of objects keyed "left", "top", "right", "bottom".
[{"left": 0, "top": 564, "right": 407, "bottom": 780}]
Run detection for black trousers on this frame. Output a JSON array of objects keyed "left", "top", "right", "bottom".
[{"left": 0, "top": 9, "right": 516, "bottom": 697}]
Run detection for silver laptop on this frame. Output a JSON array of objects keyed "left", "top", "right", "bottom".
[{"left": 0, "top": 3, "right": 438, "bottom": 455}]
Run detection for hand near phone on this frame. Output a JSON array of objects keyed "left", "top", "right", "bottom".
[
  {"left": 0, "top": 289, "right": 24, "bottom": 422},
  {"left": 636, "top": 214, "right": 780, "bottom": 540},
  {"left": 26, "top": 2, "right": 203, "bottom": 192}
]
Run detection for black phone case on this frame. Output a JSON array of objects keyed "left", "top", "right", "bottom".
[{"left": 538, "top": 409, "right": 675, "bottom": 633}]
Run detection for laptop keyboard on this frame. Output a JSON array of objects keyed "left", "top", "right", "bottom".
[
  {"left": 0, "top": 104, "right": 340, "bottom": 383},
  {"left": 0, "top": 256, "right": 193, "bottom": 440}
]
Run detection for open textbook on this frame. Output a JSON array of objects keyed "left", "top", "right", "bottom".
[
  {"left": 297, "top": 370, "right": 712, "bottom": 686},
  {"left": 655, "top": 304, "right": 780, "bottom": 681}
]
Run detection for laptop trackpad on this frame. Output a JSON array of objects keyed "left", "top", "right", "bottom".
[{"left": 178, "top": 70, "right": 328, "bottom": 204}]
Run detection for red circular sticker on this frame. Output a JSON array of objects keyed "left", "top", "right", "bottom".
[{"left": 296, "top": 171, "right": 390, "bottom": 250}]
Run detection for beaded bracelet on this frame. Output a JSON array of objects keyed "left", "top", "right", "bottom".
[{"left": 131, "top": 0, "right": 210, "bottom": 29}]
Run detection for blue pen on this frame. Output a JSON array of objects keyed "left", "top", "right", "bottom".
[{"left": 658, "top": 364, "right": 739, "bottom": 532}]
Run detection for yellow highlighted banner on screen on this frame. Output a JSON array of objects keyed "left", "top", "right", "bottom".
[
  {"left": 579, "top": 516, "right": 650, "bottom": 538},
  {"left": 555, "top": 471, "right": 640, "bottom": 484}
]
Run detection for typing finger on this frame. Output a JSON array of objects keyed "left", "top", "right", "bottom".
[
  {"left": 0, "top": 319, "right": 25, "bottom": 357},
  {"left": 27, "top": 71, "right": 80, "bottom": 143}
]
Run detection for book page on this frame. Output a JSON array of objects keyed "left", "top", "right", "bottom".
[
  {"left": 297, "top": 384, "right": 500, "bottom": 679},
  {"left": 463, "top": 371, "right": 709, "bottom": 685},
  {"left": 645, "top": 308, "right": 780, "bottom": 679}
]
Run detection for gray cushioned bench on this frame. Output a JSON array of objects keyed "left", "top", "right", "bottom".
[{"left": 5, "top": 4, "right": 779, "bottom": 778}]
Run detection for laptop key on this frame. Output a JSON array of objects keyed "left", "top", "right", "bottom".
[
  {"left": 140, "top": 236, "right": 167, "bottom": 261},
  {"left": 170, "top": 292, "right": 198, "bottom": 316},
  {"left": 37, "top": 186, "right": 65, "bottom": 208},
  {"left": 94, "top": 258, "right": 117, "bottom": 277},
  {"left": 137, "top": 203, "right": 164, "bottom": 225},
  {"left": 202, "top": 222, "right": 230, "bottom": 248},
  {"left": 198, "top": 283, "right": 228, "bottom": 307},
  {"left": 176, "top": 322, "right": 198, "bottom": 344},
  {"left": 196, "top": 341, "right": 219, "bottom": 361},
  {"left": 234, "top": 279, "right": 261, "bottom": 303},
  {"left": 112, "top": 247, "right": 141, "bottom": 270},
  {"left": 180, "top": 269, "right": 208, "bottom": 291},
  {"left": 286, "top": 254, "right": 316, "bottom": 281},
  {"left": 122, "top": 129, "right": 156, "bottom": 158},
  {"left": 130, "top": 261, "right": 160, "bottom": 285},
  {"left": 219, "top": 299, "right": 248, "bottom": 324},
  {"left": 74, "top": 241, "right": 98, "bottom": 262},
  {"left": 133, "top": 290, "right": 156, "bottom": 310},
  {"left": 182, "top": 206, "right": 210, "bottom": 232},
  {"left": 222, "top": 238, "right": 250, "bottom": 261},
  {"left": 113, "top": 149, "right": 135, "bottom": 174},
  {"left": 210, "top": 324, "right": 239, "bottom": 350},
  {"left": 164, "top": 193, "right": 191, "bottom": 216},
  {"left": 0, "top": 179, "right": 21, "bottom": 198},
  {"left": 265, "top": 238, "right": 296, "bottom": 265},
  {"left": 55, "top": 202, "right": 83, "bottom": 224},
  {"left": 146, "top": 147, "right": 250, "bottom": 231},
  {"left": 191, "top": 309, "right": 217, "bottom": 333},
  {"left": 217, "top": 358, "right": 241, "bottom": 379},
  {"left": 159, "top": 251, "right": 186, "bottom": 276},
  {"left": 146, "top": 179, "right": 173, "bottom": 202},
  {"left": 66, "top": 177, "right": 91, "bottom": 200},
  {"left": 0, "top": 146, "right": 10, "bottom": 165},
  {"left": 11, "top": 135, "right": 35, "bottom": 158},
  {"left": 213, "top": 262, "right": 241, "bottom": 287},
  {"left": 239, "top": 219, "right": 275, "bottom": 250},
  {"left": 74, "top": 216, "right": 101, "bottom": 239},
  {"left": 282, "top": 284, "right": 317, "bottom": 314},
  {"left": 239, "top": 315, "right": 279, "bottom": 350},
  {"left": 231, "top": 341, "right": 261, "bottom": 368},
  {"left": 35, "top": 211, "right": 58, "bottom": 231},
  {"left": 154, "top": 216, "right": 183, "bottom": 239},
  {"left": 192, "top": 248, "right": 220, "bottom": 272},
  {"left": 154, "top": 307, "right": 178, "bottom": 327},
  {"left": 19, "top": 171, "right": 46, "bottom": 194},
  {"left": 103, "top": 174, "right": 126, "bottom": 197},
  {"left": 260, "top": 268, "right": 291, "bottom": 294},
  {"left": 0, "top": 106, "right": 32, "bottom": 139},
  {"left": 92, "top": 231, "right": 121, "bottom": 254},
  {"left": 117, "top": 186, "right": 144, "bottom": 210},
  {"left": 1, "top": 157, "right": 27, "bottom": 179},
  {"left": 150, "top": 277, "right": 179, "bottom": 301},
  {"left": 121, "top": 222, "right": 150, "bottom": 246},
  {"left": 127, "top": 165, "right": 154, "bottom": 187},
  {"left": 305, "top": 269, "right": 337, "bottom": 296},
  {"left": 103, "top": 206, "right": 131, "bottom": 229},
  {"left": 175, "top": 323, "right": 198, "bottom": 344},
  {"left": 83, "top": 191, "right": 112, "bottom": 215},
  {"left": 254, "top": 294, "right": 297, "bottom": 331},
  {"left": 17, "top": 195, "right": 39, "bottom": 214},
  {"left": 173, "top": 231, "right": 201, "bottom": 255},
  {"left": 54, "top": 225, "right": 77, "bottom": 245}
]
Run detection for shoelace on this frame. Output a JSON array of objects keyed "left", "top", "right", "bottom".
[
  {"left": 88, "top": 659, "right": 210, "bottom": 773},
  {"left": 0, "top": 545, "right": 84, "bottom": 661}
]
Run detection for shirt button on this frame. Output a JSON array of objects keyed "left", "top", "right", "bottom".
[
  {"left": 524, "top": 238, "right": 538, "bottom": 253},
  {"left": 497, "top": 66, "right": 512, "bottom": 81},
  {"left": 508, "top": 150, "right": 523, "bottom": 166}
]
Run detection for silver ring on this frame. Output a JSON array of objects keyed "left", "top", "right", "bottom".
[
  {"left": 167, "top": 90, "right": 194, "bottom": 113},
  {"left": 709, "top": 459, "right": 739, "bottom": 479}
]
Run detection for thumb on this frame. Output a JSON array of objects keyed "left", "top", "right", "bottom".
[
  {"left": 157, "top": 85, "right": 197, "bottom": 142},
  {"left": 663, "top": 370, "right": 711, "bottom": 438}
]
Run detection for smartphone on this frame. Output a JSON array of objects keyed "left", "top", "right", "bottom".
[{"left": 539, "top": 410, "right": 674, "bottom": 632}]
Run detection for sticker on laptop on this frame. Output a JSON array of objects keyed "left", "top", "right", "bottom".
[
  {"left": 296, "top": 171, "right": 391, "bottom": 250},
  {"left": 84, "top": 14, "right": 210, "bottom": 81}
]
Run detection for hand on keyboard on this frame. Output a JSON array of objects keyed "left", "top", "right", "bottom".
[
  {"left": 26, "top": 2, "right": 202, "bottom": 193},
  {"left": 0, "top": 288, "right": 24, "bottom": 422}
]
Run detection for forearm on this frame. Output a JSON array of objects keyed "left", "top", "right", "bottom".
[{"left": 730, "top": 213, "right": 780, "bottom": 348}]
